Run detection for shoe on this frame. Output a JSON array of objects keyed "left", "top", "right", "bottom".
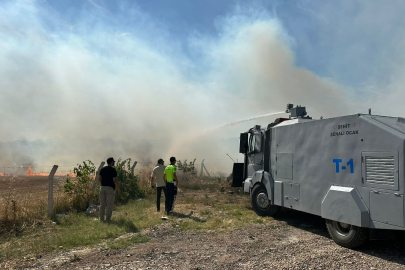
[{"left": 169, "top": 211, "right": 173, "bottom": 215}]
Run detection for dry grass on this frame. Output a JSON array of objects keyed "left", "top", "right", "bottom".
[
  {"left": 0, "top": 165, "right": 154, "bottom": 237},
  {"left": 0, "top": 197, "right": 163, "bottom": 262},
  {"left": 0, "top": 182, "right": 263, "bottom": 262},
  {"left": 0, "top": 165, "right": 156, "bottom": 236},
  {"left": 0, "top": 172, "right": 272, "bottom": 264},
  {"left": 0, "top": 168, "right": 243, "bottom": 262},
  {"left": 0, "top": 168, "right": 229, "bottom": 235},
  {"left": 172, "top": 187, "right": 266, "bottom": 232},
  {"left": 0, "top": 175, "right": 71, "bottom": 235},
  {"left": 1, "top": 176, "right": 48, "bottom": 235},
  {"left": 137, "top": 165, "right": 154, "bottom": 195}
]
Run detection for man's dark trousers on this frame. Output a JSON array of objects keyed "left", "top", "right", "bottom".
[
  {"left": 165, "top": 182, "right": 175, "bottom": 214},
  {"left": 156, "top": 186, "right": 167, "bottom": 212},
  {"left": 171, "top": 186, "right": 177, "bottom": 212}
]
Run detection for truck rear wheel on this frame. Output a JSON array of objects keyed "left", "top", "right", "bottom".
[
  {"left": 251, "top": 184, "right": 279, "bottom": 217},
  {"left": 326, "top": 219, "right": 368, "bottom": 248}
]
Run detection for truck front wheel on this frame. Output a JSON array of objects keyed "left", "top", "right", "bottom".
[
  {"left": 251, "top": 184, "right": 279, "bottom": 217},
  {"left": 326, "top": 219, "right": 368, "bottom": 248}
]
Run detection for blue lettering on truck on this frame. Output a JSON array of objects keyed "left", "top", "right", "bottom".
[{"left": 333, "top": 159, "right": 354, "bottom": 173}]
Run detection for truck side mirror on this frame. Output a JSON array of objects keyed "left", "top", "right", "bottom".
[{"left": 239, "top": 133, "right": 248, "bottom": 153}]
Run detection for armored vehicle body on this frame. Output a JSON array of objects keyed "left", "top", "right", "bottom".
[{"left": 233, "top": 104, "right": 405, "bottom": 247}]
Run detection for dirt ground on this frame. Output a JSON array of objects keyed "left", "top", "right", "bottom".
[{"left": 5, "top": 206, "right": 405, "bottom": 269}]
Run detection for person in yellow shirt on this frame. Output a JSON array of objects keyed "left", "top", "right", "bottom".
[{"left": 163, "top": 157, "right": 178, "bottom": 215}]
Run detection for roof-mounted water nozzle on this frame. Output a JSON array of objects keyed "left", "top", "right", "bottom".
[
  {"left": 286, "top": 104, "right": 311, "bottom": 119},
  {"left": 286, "top": 103, "right": 294, "bottom": 113}
]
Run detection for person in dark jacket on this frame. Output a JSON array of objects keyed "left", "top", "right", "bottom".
[{"left": 99, "top": 157, "right": 121, "bottom": 222}]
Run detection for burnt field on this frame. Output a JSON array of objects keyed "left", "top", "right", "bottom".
[{"left": 0, "top": 176, "right": 66, "bottom": 198}]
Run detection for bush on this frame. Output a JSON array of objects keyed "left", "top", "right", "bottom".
[
  {"left": 114, "top": 158, "right": 145, "bottom": 204},
  {"left": 63, "top": 160, "right": 96, "bottom": 211},
  {"left": 63, "top": 158, "right": 145, "bottom": 212}
]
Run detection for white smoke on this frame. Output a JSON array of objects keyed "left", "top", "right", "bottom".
[{"left": 0, "top": 1, "right": 404, "bottom": 170}]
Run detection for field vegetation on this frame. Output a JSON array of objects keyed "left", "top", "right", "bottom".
[
  {"left": 0, "top": 175, "right": 61, "bottom": 236},
  {"left": 0, "top": 158, "right": 146, "bottom": 235},
  {"left": 0, "top": 161, "right": 260, "bottom": 263}
]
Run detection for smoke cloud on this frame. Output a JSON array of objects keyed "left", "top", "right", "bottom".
[{"left": 0, "top": 1, "right": 404, "bottom": 170}]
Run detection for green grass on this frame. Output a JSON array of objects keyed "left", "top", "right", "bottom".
[
  {"left": 254, "top": 218, "right": 265, "bottom": 224},
  {"left": 180, "top": 181, "right": 220, "bottom": 191},
  {"left": 0, "top": 187, "right": 274, "bottom": 263},
  {"left": 0, "top": 198, "right": 162, "bottom": 262},
  {"left": 172, "top": 193, "right": 273, "bottom": 232},
  {"left": 179, "top": 196, "right": 198, "bottom": 205},
  {"left": 200, "top": 209, "right": 212, "bottom": 216}
]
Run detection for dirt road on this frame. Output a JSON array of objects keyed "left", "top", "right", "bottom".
[{"left": 12, "top": 209, "right": 405, "bottom": 270}]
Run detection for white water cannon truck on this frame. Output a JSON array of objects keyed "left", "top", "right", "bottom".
[{"left": 233, "top": 104, "right": 405, "bottom": 248}]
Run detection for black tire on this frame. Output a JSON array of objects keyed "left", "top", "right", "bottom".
[
  {"left": 326, "top": 219, "right": 368, "bottom": 248},
  {"left": 251, "top": 184, "right": 280, "bottom": 217}
]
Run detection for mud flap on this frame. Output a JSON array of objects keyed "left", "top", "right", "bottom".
[
  {"left": 232, "top": 163, "right": 244, "bottom": 187},
  {"left": 244, "top": 178, "right": 252, "bottom": 193}
]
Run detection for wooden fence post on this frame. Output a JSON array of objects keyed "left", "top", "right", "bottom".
[
  {"left": 89, "top": 162, "right": 105, "bottom": 205},
  {"left": 200, "top": 159, "right": 204, "bottom": 177},
  {"left": 48, "top": 165, "right": 58, "bottom": 218},
  {"left": 131, "top": 161, "right": 138, "bottom": 178}
]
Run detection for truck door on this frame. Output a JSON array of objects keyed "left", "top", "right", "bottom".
[{"left": 247, "top": 131, "right": 264, "bottom": 177}]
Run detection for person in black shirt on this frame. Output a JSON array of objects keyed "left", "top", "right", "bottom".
[{"left": 98, "top": 157, "right": 121, "bottom": 222}]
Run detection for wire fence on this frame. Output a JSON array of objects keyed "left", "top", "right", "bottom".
[{"left": 0, "top": 165, "right": 76, "bottom": 177}]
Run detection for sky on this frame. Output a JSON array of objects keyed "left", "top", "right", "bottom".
[{"left": 1, "top": 0, "right": 405, "bottom": 169}]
